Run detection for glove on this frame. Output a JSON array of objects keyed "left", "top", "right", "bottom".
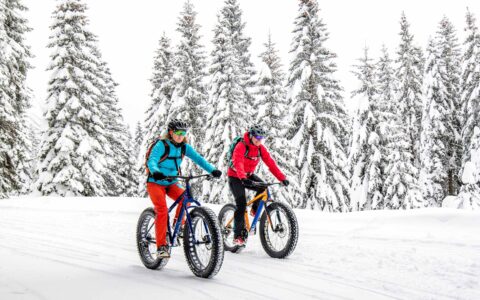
[
  {"left": 152, "top": 172, "right": 166, "bottom": 181},
  {"left": 282, "top": 179, "right": 290, "bottom": 187},
  {"left": 211, "top": 169, "right": 222, "bottom": 178},
  {"left": 241, "top": 178, "right": 255, "bottom": 187}
]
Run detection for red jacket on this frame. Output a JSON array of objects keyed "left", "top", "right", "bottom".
[{"left": 228, "top": 132, "right": 286, "bottom": 181}]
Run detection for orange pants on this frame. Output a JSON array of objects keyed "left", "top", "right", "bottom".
[{"left": 147, "top": 182, "right": 186, "bottom": 247}]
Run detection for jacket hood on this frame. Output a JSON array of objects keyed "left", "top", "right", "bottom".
[{"left": 243, "top": 132, "right": 253, "bottom": 146}]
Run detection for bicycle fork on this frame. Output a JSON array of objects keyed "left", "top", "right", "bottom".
[
  {"left": 261, "top": 202, "right": 285, "bottom": 234},
  {"left": 167, "top": 200, "right": 212, "bottom": 247}
]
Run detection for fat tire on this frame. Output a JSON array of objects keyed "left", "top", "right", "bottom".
[
  {"left": 259, "top": 202, "right": 298, "bottom": 259},
  {"left": 136, "top": 207, "right": 170, "bottom": 270},
  {"left": 183, "top": 207, "right": 224, "bottom": 278}
]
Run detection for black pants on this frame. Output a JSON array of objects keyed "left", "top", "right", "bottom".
[{"left": 228, "top": 174, "right": 265, "bottom": 238}]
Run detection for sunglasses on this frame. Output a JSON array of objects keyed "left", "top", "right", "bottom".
[
  {"left": 254, "top": 135, "right": 264, "bottom": 140},
  {"left": 173, "top": 130, "right": 187, "bottom": 136}
]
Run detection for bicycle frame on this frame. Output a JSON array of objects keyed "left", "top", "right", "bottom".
[
  {"left": 146, "top": 176, "right": 211, "bottom": 247},
  {"left": 226, "top": 187, "right": 274, "bottom": 234}
]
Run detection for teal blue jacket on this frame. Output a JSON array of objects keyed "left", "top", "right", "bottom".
[{"left": 147, "top": 139, "right": 215, "bottom": 185}]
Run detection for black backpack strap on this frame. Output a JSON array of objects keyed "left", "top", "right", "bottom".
[
  {"left": 171, "top": 144, "right": 186, "bottom": 176},
  {"left": 181, "top": 144, "right": 186, "bottom": 159},
  {"left": 159, "top": 140, "right": 170, "bottom": 163},
  {"left": 162, "top": 142, "right": 186, "bottom": 176}
]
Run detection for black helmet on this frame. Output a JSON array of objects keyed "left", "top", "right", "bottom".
[
  {"left": 168, "top": 119, "right": 189, "bottom": 131},
  {"left": 248, "top": 125, "right": 268, "bottom": 137}
]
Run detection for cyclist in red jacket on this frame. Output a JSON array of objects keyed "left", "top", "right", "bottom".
[{"left": 228, "top": 125, "right": 289, "bottom": 246}]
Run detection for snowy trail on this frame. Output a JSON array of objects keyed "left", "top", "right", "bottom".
[{"left": 1, "top": 197, "right": 479, "bottom": 300}]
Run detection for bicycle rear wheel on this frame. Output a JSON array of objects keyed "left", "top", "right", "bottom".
[
  {"left": 183, "top": 207, "right": 224, "bottom": 278},
  {"left": 136, "top": 208, "right": 170, "bottom": 270},
  {"left": 259, "top": 202, "right": 298, "bottom": 258},
  {"left": 218, "top": 203, "right": 244, "bottom": 253}
]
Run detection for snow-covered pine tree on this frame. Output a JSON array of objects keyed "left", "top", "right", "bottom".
[
  {"left": 169, "top": 1, "right": 209, "bottom": 197},
  {"left": 169, "top": 0, "right": 207, "bottom": 149},
  {"left": 419, "top": 38, "right": 450, "bottom": 206},
  {"left": 104, "top": 118, "right": 137, "bottom": 197},
  {"left": 93, "top": 52, "right": 135, "bottom": 197},
  {"left": 132, "top": 122, "right": 144, "bottom": 195},
  {"left": 255, "top": 33, "right": 298, "bottom": 207},
  {"left": 376, "top": 46, "right": 397, "bottom": 123},
  {"left": 382, "top": 36, "right": 423, "bottom": 209},
  {"left": 116, "top": 125, "right": 137, "bottom": 197},
  {"left": 383, "top": 118, "right": 423, "bottom": 209},
  {"left": 142, "top": 34, "right": 174, "bottom": 149},
  {"left": 220, "top": 0, "right": 256, "bottom": 108},
  {"left": 375, "top": 46, "right": 397, "bottom": 206},
  {"left": 0, "top": 4, "right": 17, "bottom": 198},
  {"left": 26, "top": 115, "right": 41, "bottom": 189},
  {"left": 382, "top": 12, "right": 424, "bottom": 209},
  {"left": 435, "top": 16, "right": 462, "bottom": 198},
  {"left": 0, "top": 91, "right": 16, "bottom": 197},
  {"left": 383, "top": 46, "right": 424, "bottom": 209},
  {"left": 133, "top": 121, "right": 143, "bottom": 161},
  {"left": 395, "top": 12, "right": 424, "bottom": 167},
  {"left": 286, "top": 0, "right": 350, "bottom": 211},
  {"left": 2, "top": 0, "right": 33, "bottom": 195},
  {"left": 2, "top": 0, "right": 31, "bottom": 114},
  {"left": 202, "top": 0, "right": 259, "bottom": 203},
  {"left": 457, "top": 127, "right": 480, "bottom": 209},
  {"left": 461, "top": 9, "right": 480, "bottom": 160},
  {"left": 202, "top": 13, "right": 247, "bottom": 204},
  {"left": 36, "top": 0, "right": 109, "bottom": 196},
  {"left": 144, "top": 34, "right": 175, "bottom": 144},
  {"left": 138, "top": 33, "right": 175, "bottom": 196},
  {"left": 458, "top": 9, "right": 480, "bottom": 209},
  {"left": 349, "top": 47, "right": 383, "bottom": 211}
]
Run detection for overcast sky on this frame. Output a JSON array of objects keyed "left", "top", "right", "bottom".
[{"left": 23, "top": 0, "right": 480, "bottom": 130}]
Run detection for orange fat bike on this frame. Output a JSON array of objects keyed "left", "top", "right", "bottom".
[{"left": 218, "top": 182, "right": 298, "bottom": 258}]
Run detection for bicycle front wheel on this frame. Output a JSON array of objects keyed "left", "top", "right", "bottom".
[
  {"left": 259, "top": 202, "right": 299, "bottom": 259},
  {"left": 183, "top": 207, "right": 224, "bottom": 278}
]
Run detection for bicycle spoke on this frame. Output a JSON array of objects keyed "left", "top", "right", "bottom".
[
  {"left": 191, "top": 217, "right": 212, "bottom": 269},
  {"left": 221, "top": 210, "right": 236, "bottom": 247},
  {"left": 266, "top": 207, "right": 289, "bottom": 252}
]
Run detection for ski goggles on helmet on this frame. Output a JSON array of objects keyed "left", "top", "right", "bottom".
[{"left": 173, "top": 130, "right": 187, "bottom": 136}]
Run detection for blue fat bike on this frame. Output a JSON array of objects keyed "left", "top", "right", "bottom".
[
  {"left": 218, "top": 182, "right": 299, "bottom": 259},
  {"left": 136, "top": 174, "right": 224, "bottom": 278}
]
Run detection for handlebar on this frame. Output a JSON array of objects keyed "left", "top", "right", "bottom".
[
  {"left": 162, "top": 175, "right": 281, "bottom": 188},
  {"left": 164, "top": 174, "right": 212, "bottom": 180},
  {"left": 249, "top": 182, "right": 282, "bottom": 188}
]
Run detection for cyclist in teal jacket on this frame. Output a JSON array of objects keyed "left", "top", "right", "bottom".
[{"left": 146, "top": 119, "right": 221, "bottom": 258}]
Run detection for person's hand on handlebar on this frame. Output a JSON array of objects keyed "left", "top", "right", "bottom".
[
  {"left": 211, "top": 170, "right": 222, "bottom": 178},
  {"left": 152, "top": 172, "right": 166, "bottom": 181}
]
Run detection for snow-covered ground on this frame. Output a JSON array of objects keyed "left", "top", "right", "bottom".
[{"left": 0, "top": 196, "right": 479, "bottom": 300}]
